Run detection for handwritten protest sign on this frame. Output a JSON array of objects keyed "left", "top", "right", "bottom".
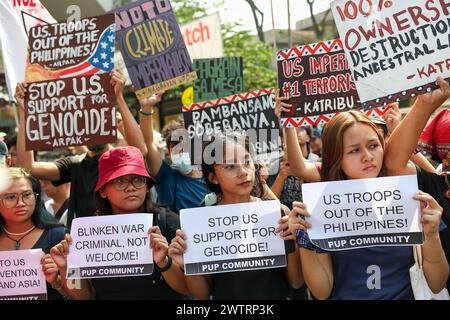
[
  {"left": 277, "top": 39, "right": 361, "bottom": 127},
  {"left": 24, "top": 73, "right": 116, "bottom": 151},
  {"left": 193, "top": 57, "right": 243, "bottom": 102},
  {"left": 302, "top": 175, "right": 423, "bottom": 251},
  {"left": 0, "top": 249, "right": 47, "bottom": 300},
  {"left": 67, "top": 214, "right": 153, "bottom": 279},
  {"left": 180, "top": 200, "right": 286, "bottom": 275},
  {"left": 114, "top": 0, "right": 197, "bottom": 99},
  {"left": 182, "top": 88, "right": 281, "bottom": 165},
  {"left": 331, "top": 0, "right": 450, "bottom": 110},
  {"left": 26, "top": 14, "right": 115, "bottom": 82}
]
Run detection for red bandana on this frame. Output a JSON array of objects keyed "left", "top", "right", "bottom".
[{"left": 418, "top": 108, "right": 450, "bottom": 160}]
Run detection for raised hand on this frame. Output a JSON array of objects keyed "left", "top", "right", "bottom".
[
  {"left": 413, "top": 191, "right": 443, "bottom": 238},
  {"left": 149, "top": 226, "right": 169, "bottom": 267},
  {"left": 138, "top": 92, "right": 164, "bottom": 111},
  {"left": 288, "top": 201, "right": 312, "bottom": 236},
  {"left": 276, "top": 215, "right": 295, "bottom": 240},
  {"left": 416, "top": 77, "right": 450, "bottom": 111},
  {"left": 50, "top": 233, "right": 72, "bottom": 270},
  {"left": 168, "top": 229, "right": 187, "bottom": 269},
  {"left": 41, "top": 253, "right": 58, "bottom": 284},
  {"left": 279, "top": 160, "right": 292, "bottom": 178},
  {"left": 382, "top": 102, "right": 401, "bottom": 134},
  {"left": 14, "top": 83, "right": 27, "bottom": 112},
  {"left": 274, "top": 88, "right": 293, "bottom": 119},
  {"left": 110, "top": 69, "right": 126, "bottom": 97}
]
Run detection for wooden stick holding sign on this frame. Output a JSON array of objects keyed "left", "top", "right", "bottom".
[
  {"left": 180, "top": 200, "right": 287, "bottom": 275},
  {"left": 302, "top": 175, "right": 423, "bottom": 250}
]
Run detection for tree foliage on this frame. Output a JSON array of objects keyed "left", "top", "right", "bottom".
[
  {"left": 223, "top": 23, "right": 277, "bottom": 92},
  {"left": 156, "top": 0, "right": 277, "bottom": 101}
]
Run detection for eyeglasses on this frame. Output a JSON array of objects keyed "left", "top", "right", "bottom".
[
  {"left": 218, "top": 162, "right": 255, "bottom": 176},
  {"left": 0, "top": 191, "right": 38, "bottom": 209},
  {"left": 109, "top": 176, "right": 147, "bottom": 191}
]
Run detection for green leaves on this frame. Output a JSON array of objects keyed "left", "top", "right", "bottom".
[{"left": 223, "top": 23, "right": 277, "bottom": 92}]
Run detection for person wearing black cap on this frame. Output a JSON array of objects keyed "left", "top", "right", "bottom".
[{"left": 50, "top": 146, "right": 188, "bottom": 299}]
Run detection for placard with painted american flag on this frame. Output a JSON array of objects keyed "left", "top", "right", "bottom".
[{"left": 26, "top": 14, "right": 115, "bottom": 82}]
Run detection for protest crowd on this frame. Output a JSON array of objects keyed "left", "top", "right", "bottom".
[{"left": 0, "top": 0, "right": 450, "bottom": 301}]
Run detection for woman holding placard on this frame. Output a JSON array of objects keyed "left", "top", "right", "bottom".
[
  {"left": 168, "top": 133, "right": 303, "bottom": 299},
  {"left": 282, "top": 77, "right": 450, "bottom": 299},
  {"left": 0, "top": 167, "right": 66, "bottom": 299},
  {"left": 50, "top": 146, "right": 189, "bottom": 299}
]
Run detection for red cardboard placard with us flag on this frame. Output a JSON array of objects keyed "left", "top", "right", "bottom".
[{"left": 26, "top": 14, "right": 115, "bottom": 82}]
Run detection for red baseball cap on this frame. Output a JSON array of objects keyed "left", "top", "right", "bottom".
[{"left": 95, "top": 146, "right": 155, "bottom": 192}]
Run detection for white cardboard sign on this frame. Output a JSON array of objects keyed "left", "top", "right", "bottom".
[
  {"left": 67, "top": 214, "right": 153, "bottom": 279},
  {"left": 302, "top": 175, "right": 423, "bottom": 250},
  {"left": 0, "top": 249, "right": 47, "bottom": 300},
  {"left": 180, "top": 200, "right": 286, "bottom": 275},
  {"left": 331, "top": 0, "right": 450, "bottom": 109},
  {"left": 181, "top": 12, "right": 224, "bottom": 60}
]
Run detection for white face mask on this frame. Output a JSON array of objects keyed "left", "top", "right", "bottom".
[{"left": 170, "top": 152, "right": 193, "bottom": 175}]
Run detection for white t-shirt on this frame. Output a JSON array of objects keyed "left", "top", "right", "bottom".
[{"left": 44, "top": 199, "right": 68, "bottom": 227}]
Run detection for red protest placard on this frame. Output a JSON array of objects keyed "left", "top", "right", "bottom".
[
  {"left": 277, "top": 39, "right": 361, "bottom": 127},
  {"left": 25, "top": 73, "right": 116, "bottom": 150}
]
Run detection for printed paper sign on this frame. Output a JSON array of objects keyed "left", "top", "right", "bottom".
[
  {"left": 180, "top": 12, "right": 224, "bottom": 60},
  {"left": 302, "top": 175, "right": 423, "bottom": 251},
  {"left": 183, "top": 88, "right": 281, "bottom": 164},
  {"left": 24, "top": 73, "right": 117, "bottom": 151},
  {"left": 26, "top": 14, "right": 115, "bottom": 82},
  {"left": 114, "top": 0, "right": 197, "bottom": 99},
  {"left": 180, "top": 200, "right": 287, "bottom": 275},
  {"left": 0, "top": 249, "right": 47, "bottom": 300},
  {"left": 193, "top": 57, "right": 243, "bottom": 102},
  {"left": 67, "top": 214, "right": 153, "bottom": 279},
  {"left": 331, "top": 0, "right": 450, "bottom": 110},
  {"left": 277, "top": 39, "right": 361, "bottom": 127}
]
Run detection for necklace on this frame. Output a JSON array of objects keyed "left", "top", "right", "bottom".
[
  {"left": 3, "top": 225, "right": 36, "bottom": 236},
  {"left": 2, "top": 226, "right": 36, "bottom": 250}
]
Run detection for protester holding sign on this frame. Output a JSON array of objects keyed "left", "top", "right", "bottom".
[
  {"left": 0, "top": 167, "right": 66, "bottom": 300},
  {"left": 168, "top": 134, "right": 303, "bottom": 299},
  {"left": 285, "top": 78, "right": 449, "bottom": 299},
  {"left": 50, "top": 146, "right": 188, "bottom": 299},
  {"left": 15, "top": 69, "right": 147, "bottom": 228},
  {"left": 139, "top": 95, "right": 209, "bottom": 213},
  {"left": 275, "top": 92, "right": 437, "bottom": 184}
]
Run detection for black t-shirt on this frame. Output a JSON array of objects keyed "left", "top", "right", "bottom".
[
  {"left": 52, "top": 155, "right": 101, "bottom": 228},
  {"left": 90, "top": 210, "right": 182, "bottom": 300},
  {"left": 209, "top": 204, "right": 295, "bottom": 300},
  {"left": 416, "top": 166, "right": 450, "bottom": 289},
  {"left": 32, "top": 226, "right": 66, "bottom": 300}
]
